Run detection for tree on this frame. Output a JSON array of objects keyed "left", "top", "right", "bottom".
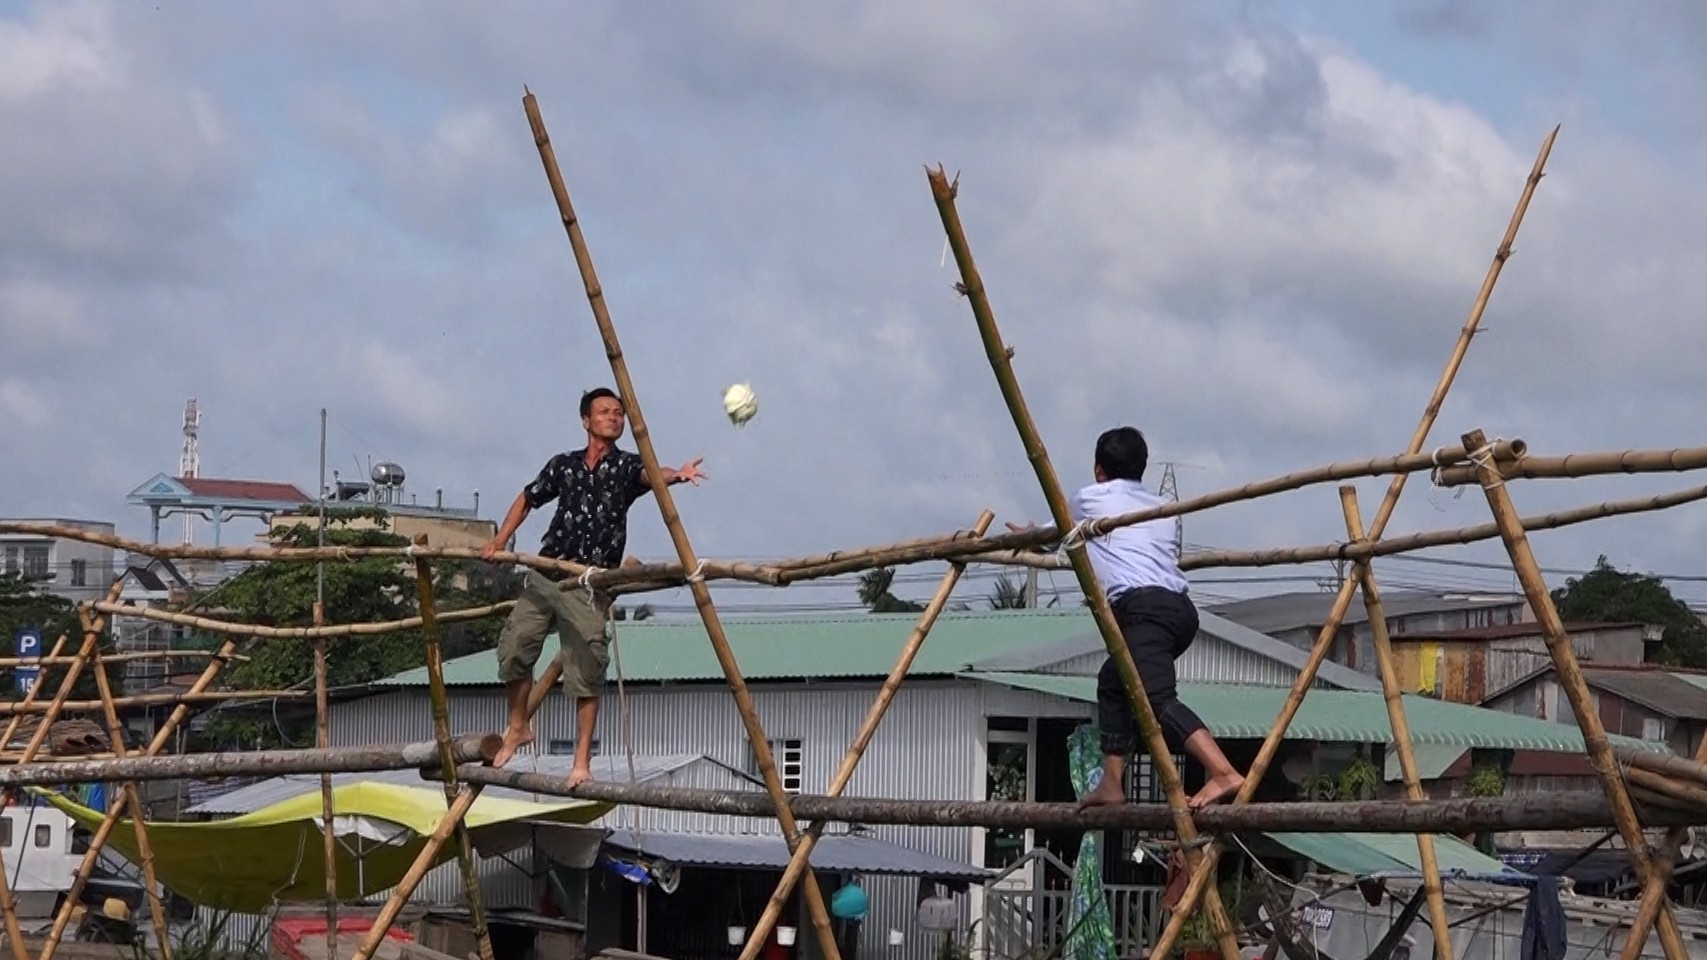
[
  {"left": 986, "top": 575, "right": 1029, "bottom": 610},
  {"left": 856, "top": 568, "right": 924, "bottom": 613},
  {"left": 1551, "top": 556, "right": 1707, "bottom": 668},
  {"left": 0, "top": 571, "right": 115, "bottom": 705}
]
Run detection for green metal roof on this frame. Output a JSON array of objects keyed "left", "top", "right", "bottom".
[
  {"left": 1265, "top": 831, "right": 1518, "bottom": 878},
  {"left": 969, "top": 672, "right": 1662, "bottom": 753},
  {"left": 374, "top": 610, "right": 1098, "bottom": 687}
]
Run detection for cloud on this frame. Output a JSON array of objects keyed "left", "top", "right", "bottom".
[{"left": 6, "top": 0, "right": 1707, "bottom": 614}]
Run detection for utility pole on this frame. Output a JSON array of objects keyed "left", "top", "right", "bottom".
[{"left": 1157, "top": 462, "right": 1184, "bottom": 559}]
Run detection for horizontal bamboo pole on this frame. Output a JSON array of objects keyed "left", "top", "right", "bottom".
[
  {"left": 1433, "top": 445, "right": 1707, "bottom": 488},
  {"left": 0, "top": 650, "right": 244, "bottom": 667},
  {"left": 0, "top": 735, "right": 501, "bottom": 786},
  {"left": 436, "top": 765, "right": 1704, "bottom": 833},
  {"left": 1619, "top": 744, "right": 1707, "bottom": 789},
  {"left": 93, "top": 600, "right": 510, "bottom": 639},
  {"left": 968, "top": 482, "right": 1707, "bottom": 573},
  {"left": 0, "top": 690, "right": 308, "bottom": 715},
  {"left": 0, "top": 521, "right": 784, "bottom": 590},
  {"left": 1625, "top": 767, "right": 1707, "bottom": 814}
]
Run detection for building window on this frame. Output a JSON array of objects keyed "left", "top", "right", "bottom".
[
  {"left": 70, "top": 560, "right": 87, "bottom": 587},
  {"left": 0, "top": 819, "right": 10, "bottom": 848},
  {"left": 548, "top": 739, "right": 599, "bottom": 756},
  {"left": 3, "top": 547, "right": 18, "bottom": 574},
  {"left": 1643, "top": 717, "right": 1667, "bottom": 742},
  {"left": 752, "top": 739, "right": 804, "bottom": 794},
  {"left": 21, "top": 546, "right": 48, "bottom": 578},
  {"left": 33, "top": 825, "right": 49, "bottom": 849}
]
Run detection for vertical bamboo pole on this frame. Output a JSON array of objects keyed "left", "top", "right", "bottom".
[
  {"left": 350, "top": 786, "right": 483, "bottom": 960},
  {"left": 81, "top": 608, "right": 173, "bottom": 960},
  {"left": 37, "top": 636, "right": 240, "bottom": 960},
  {"left": 316, "top": 407, "right": 339, "bottom": 960},
  {"left": 1339, "top": 487, "right": 1452, "bottom": 960},
  {"left": 925, "top": 167, "right": 1241, "bottom": 960},
  {"left": 1149, "top": 125, "right": 1559, "bottom": 960},
  {"left": 1614, "top": 703, "right": 1707, "bottom": 960},
  {"left": 739, "top": 511, "right": 996, "bottom": 960},
  {"left": 1460, "top": 428, "right": 1689, "bottom": 960},
  {"left": 0, "top": 633, "right": 66, "bottom": 749},
  {"left": 521, "top": 87, "right": 845, "bottom": 960},
  {"left": 412, "top": 535, "right": 495, "bottom": 960}
]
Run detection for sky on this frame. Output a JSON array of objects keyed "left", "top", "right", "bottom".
[{"left": 5, "top": 0, "right": 1707, "bottom": 616}]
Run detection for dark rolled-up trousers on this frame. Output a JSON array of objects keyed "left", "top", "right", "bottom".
[{"left": 1097, "top": 586, "right": 1209, "bottom": 757}]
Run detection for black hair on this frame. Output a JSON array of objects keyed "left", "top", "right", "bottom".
[
  {"left": 580, "top": 387, "right": 621, "bottom": 419},
  {"left": 1094, "top": 426, "right": 1149, "bottom": 482}
]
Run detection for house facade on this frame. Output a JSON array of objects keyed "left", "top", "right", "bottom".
[{"left": 0, "top": 518, "right": 117, "bottom": 606}]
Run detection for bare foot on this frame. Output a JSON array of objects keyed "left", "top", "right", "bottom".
[
  {"left": 493, "top": 726, "right": 535, "bottom": 768},
  {"left": 1077, "top": 778, "right": 1126, "bottom": 810},
  {"left": 1189, "top": 772, "right": 1244, "bottom": 810},
  {"left": 566, "top": 766, "right": 594, "bottom": 790}
]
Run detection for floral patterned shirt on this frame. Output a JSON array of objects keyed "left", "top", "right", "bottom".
[{"left": 522, "top": 447, "right": 652, "bottom": 569}]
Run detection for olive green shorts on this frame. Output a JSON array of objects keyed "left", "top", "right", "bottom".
[{"left": 495, "top": 570, "right": 611, "bottom": 699}]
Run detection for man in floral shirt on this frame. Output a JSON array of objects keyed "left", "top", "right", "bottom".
[{"left": 481, "top": 387, "right": 705, "bottom": 785}]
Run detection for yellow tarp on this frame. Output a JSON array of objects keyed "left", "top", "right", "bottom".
[{"left": 41, "top": 781, "right": 611, "bottom": 913}]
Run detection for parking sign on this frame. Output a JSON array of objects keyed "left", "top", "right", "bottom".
[{"left": 14, "top": 628, "right": 41, "bottom": 695}]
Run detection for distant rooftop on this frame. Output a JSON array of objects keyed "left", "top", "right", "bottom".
[{"left": 1209, "top": 589, "right": 1528, "bottom": 634}]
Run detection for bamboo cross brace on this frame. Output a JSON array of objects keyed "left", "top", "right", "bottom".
[
  {"left": 0, "top": 634, "right": 63, "bottom": 960},
  {"left": 1339, "top": 487, "right": 1453, "bottom": 960},
  {"left": 1460, "top": 428, "right": 1690, "bottom": 960},
  {"left": 738, "top": 510, "right": 996, "bottom": 960},
  {"left": 1431, "top": 445, "right": 1707, "bottom": 487},
  {"left": 351, "top": 785, "right": 483, "bottom": 960},
  {"left": 1150, "top": 124, "right": 1558, "bottom": 960},
  {"left": 0, "top": 690, "right": 308, "bottom": 715},
  {"left": 35, "top": 635, "right": 240, "bottom": 960},
  {"left": 412, "top": 536, "right": 495, "bottom": 960},
  {"left": 81, "top": 608, "right": 174, "bottom": 960},
  {"left": 925, "top": 165, "right": 1241, "bottom": 960},
  {"left": 522, "top": 86, "right": 845, "bottom": 960}
]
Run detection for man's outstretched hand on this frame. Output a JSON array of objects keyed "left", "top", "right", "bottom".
[
  {"left": 479, "top": 537, "right": 505, "bottom": 560},
  {"left": 675, "top": 457, "right": 708, "bottom": 486}
]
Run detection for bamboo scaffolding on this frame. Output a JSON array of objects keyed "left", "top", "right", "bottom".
[
  {"left": 973, "top": 482, "right": 1707, "bottom": 573},
  {"left": 315, "top": 407, "right": 339, "bottom": 960},
  {"left": 0, "top": 649, "right": 242, "bottom": 667},
  {"left": 352, "top": 785, "right": 483, "bottom": 960},
  {"left": 0, "top": 633, "right": 65, "bottom": 960},
  {"left": 0, "top": 689, "right": 307, "bottom": 715},
  {"left": 739, "top": 510, "right": 995, "bottom": 960},
  {"left": 0, "top": 734, "right": 499, "bottom": 786},
  {"left": 521, "top": 87, "right": 845, "bottom": 960},
  {"left": 82, "top": 607, "right": 173, "bottom": 960},
  {"left": 1338, "top": 487, "right": 1452, "bottom": 960},
  {"left": 91, "top": 598, "right": 510, "bottom": 637},
  {"left": 1433, "top": 445, "right": 1707, "bottom": 487},
  {"left": 412, "top": 536, "right": 494, "bottom": 960},
  {"left": 1619, "top": 745, "right": 1707, "bottom": 789},
  {"left": 1617, "top": 715, "right": 1707, "bottom": 960},
  {"left": 1460, "top": 426, "right": 1691, "bottom": 960},
  {"left": 37, "top": 637, "right": 241, "bottom": 960},
  {"left": 1150, "top": 125, "right": 1558, "bottom": 960},
  {"left": 925, "top": 165, "right": 1243, "bottom": 960},
  {"left": 432, "top": 765, "right": 1707, "bottom": 832}
]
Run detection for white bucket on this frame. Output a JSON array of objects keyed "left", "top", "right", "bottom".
[
  {"left": 778, "top": 926, "right": 798, "bottom": 946},
  {"left": 727, "top": 926, "right": 747, "bottom": 946}
]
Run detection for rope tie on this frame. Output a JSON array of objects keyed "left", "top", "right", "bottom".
[
  {"left": 1058, "top": 519, "right": 1096, "bottom": 555},
  {"left": 578, "top": 567, "right": 603, "bottom": 603},
  {"left": 684, "top": 559, "right": 708, "bottom": 584}
]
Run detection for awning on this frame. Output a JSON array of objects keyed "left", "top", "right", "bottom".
[
  {"left": 603, "top": 829, "right": 990, "bottom": 888},
  {"left": 1265, "top": 831, "right": 1525, "bottom": 880}
]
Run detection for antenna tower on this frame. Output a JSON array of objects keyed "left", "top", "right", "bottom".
[
  {"left": 180, "top": 400, "right": 200, "bottom": 545},
  {"left": 1157, "top": 462, "right": 1183, "bottom": 558}
]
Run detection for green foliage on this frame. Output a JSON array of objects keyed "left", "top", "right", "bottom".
[
  {"left": 1336, "top": 753, "right": 1379, "bottom": 801},
  {"left": 1552, "top": 556, "right": 1707, "bottom": 667},
  {"left": 0, "top": 572, "right": 110, "bottom": 702},
  {"left": 1465, "top": 763, "right": 1506, "bottom": 798},
  {"left": 987, "top": 574, "right": 1029, "bottom": 610}
]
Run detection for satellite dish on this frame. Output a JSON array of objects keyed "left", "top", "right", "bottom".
[{"left": 650, "top": 860, "right": 681, "bottom": 894}]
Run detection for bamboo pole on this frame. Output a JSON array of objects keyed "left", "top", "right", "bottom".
[
  {"left": 0, "top": 734, "right": 500, "bottom": 786},
  {"left": 81, "top": 609, "right": 173, "bottom": 960},
  {"left": 925, "top": 165, "right": 1241, "bottom": 960},
  {"left": 739, "top": 510, "right": 995, "bottom": 960},
  {"left": 1615, "top": 717, "right": 1707, "bottom": 960},
  {"left": 1338, "top": 488, "right": 1452, "bottom": 960},
  {"left": 1624, "top": 767, "right": 1707, "bottom": 813},
  {"left": 412, "top": 536, "right": 494, "bottom": 960},
  {"left": 1460, "top": 427, "right": 1690, "bottom": 960},
  {"left": 315, "top": 408, "right": 339, "bottom": 960},
  {"left": 1617, "top": 745, "right": 1707, "bottom": 789},
  {"left": 521, "top": 86, "right": 845, "bottom": 960},
  {"left": 351, "top": 785, "right": 483, "bottom": 960},
  {"left": 1150, "top": 125, "right": 1559, "bottom": 960},
  {"left": 92, "top": 599, "right": 509, "bottom": 638},
  {"left": 968, "top": 482, "right": 1707, "bottom": 573},
  {"left": 433, "top": 765, "right": 1707, "bottom": 832},
  {"left": 0, "top": 632, "right": 65, "bottom": 748},
  {"left": 1433, "top": 445, "right": 1707, "bottom": 487},
  {"left": 0, "top": 635, "right": 63, "bottom": 960},
  {"left": 37, "top": 636, "right": 241, "bottom": 960},
  {"left": 0, "top": 689, "right": 308, "bottom": 715},
  {"left": 0, "top": 650, "right": 242, "bottom": 667}
]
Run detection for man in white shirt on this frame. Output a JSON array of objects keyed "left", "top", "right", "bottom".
[{"left": 1025, "top": 426, "right": 1246, "bottom": 810}]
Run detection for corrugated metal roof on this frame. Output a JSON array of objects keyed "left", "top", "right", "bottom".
[
  {"left": 1265, "top": 831, "right": 1520, "bottom": 878},
  {"left": 372, "top": 610, "right": 1100, "bottom": 687},
  {"left": 965, "top": 672, "right": 1661, "bottom": 752},
  {"left": 603, "top": 828, "right": 989, "bottom": 883},
  {"left": 1580, "top": 668, "right": 1707, "bottom": 721},
  {"left": 1208, "top": 590, "right": 1525, "bottom": 635},
  {"left": 187, "top": 753, "right": 709, "bottom": 815}
]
